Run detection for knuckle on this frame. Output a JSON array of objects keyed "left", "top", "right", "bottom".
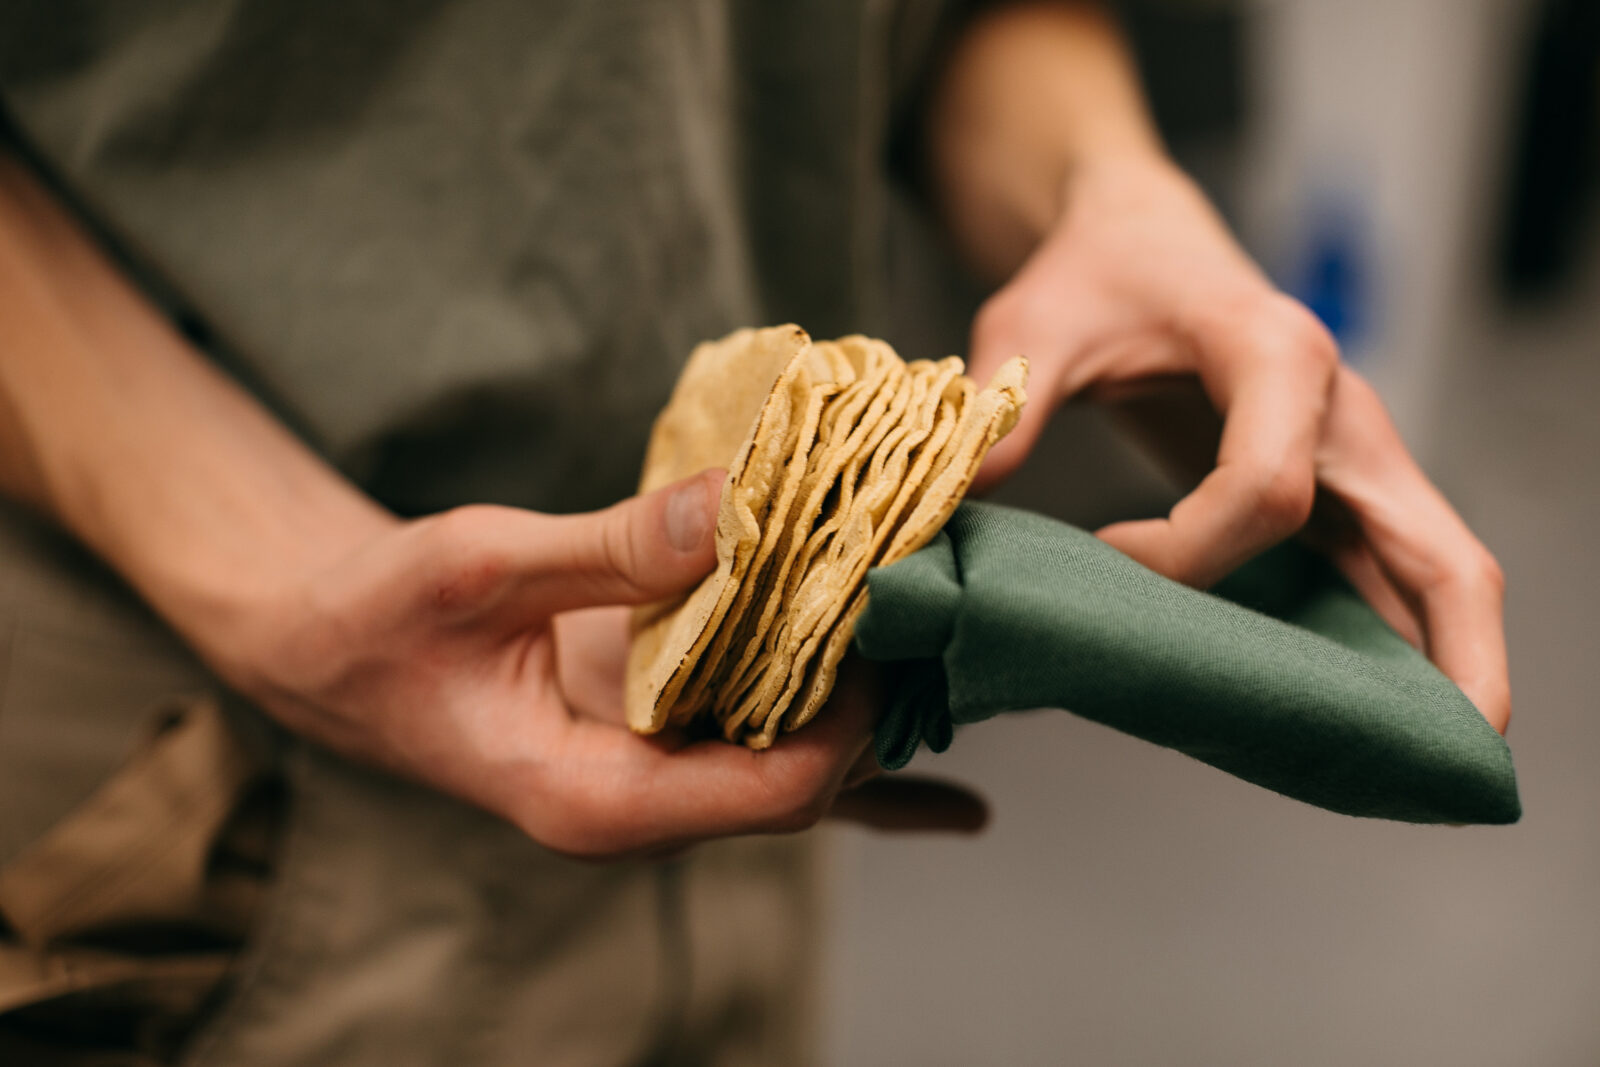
[
  {"left": 1250, "top": 463, "right": 1317, "bottom": 531},
  {"left": 528, "top": 823, "right": 597, "bottom": 861},
  {"left": 969, "top": 295, "right": 1015, "bottom": 357},
  {"left": 1215, "top": 291, "right": 1340, "bottom": 377},
  {"left": 419, "top": 503, "right": 487, "bottom": 546},
  {"left": 595, "top": 511, "right": 650, "bottom": 600},
  {"left": 1187, "top": 285, "right": 1275, "bottom": 351},
  {"left": 542, "top": 834, "right": 616, "bottom": 864},
  {"left": 776, "top": 792, "right": 829, "bottom": 834},
  {"left": 529, "top": 787, "right": 627, "bottom": 862},
  {"left": 415, "top": 505, "right": 493, "bottom": 561},
  {"left": 1333, "top": 363, "right": 1383, "bottom": 411},
  {"left": 1272, "top": 296, "right": 1341, "bottom": 371},
  {"left": 758, "top": 756, "right": 833, "bottom": 834},
  {"left": 1425, "top": 544, "right": 1506, "bottom": 600},
  {"left": 1478, "top": 550, "right": 1507, "bottom": 597},
  {"left": 971, "top": 287, "right": 1047, "bottom": 355},
  {"left": 415, "top": 506, "right": 513, "bottom": 614},
  {"left": 1457, "top": 546, "right": 1507, "bottom": 598}
]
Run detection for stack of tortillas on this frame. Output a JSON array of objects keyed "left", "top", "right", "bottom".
[{"left": 625, "top": 325, "right": 1027, "bottom": 748}]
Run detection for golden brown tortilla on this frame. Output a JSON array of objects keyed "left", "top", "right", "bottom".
[{"left": 626, "top": 324, "right": 1026, "bottom": 745}]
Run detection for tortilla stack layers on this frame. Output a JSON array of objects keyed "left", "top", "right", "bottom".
[{"left": 626, "top": 324, "right": 1027, "bottom": 748}]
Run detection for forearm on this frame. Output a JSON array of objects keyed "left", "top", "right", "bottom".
[
  {"left": 0, "top": 153, "right": 393, "bottom": 676},
  {"left": 927, "top": 1, "right": 1165, "bottom": 282}
]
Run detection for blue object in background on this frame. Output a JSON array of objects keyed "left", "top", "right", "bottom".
[{"left": 1287, "top": 193, "right": 1375, "bottom": 363}]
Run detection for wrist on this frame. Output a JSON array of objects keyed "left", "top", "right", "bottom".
[
  {"left": 21, "top": 324, "right": 399, "bottom": 690},
  {"left": 1, "top": 149, "right": 403, "bottom": 715},
  {"left": 1053, "top": 152, "right": 1196, "bottom": 227},
  {"left": 134, "top": 473, "right": 400, "bottom": 703},
  {"left": 928, "top": 2, "right": 1166, "bottom": 283}
]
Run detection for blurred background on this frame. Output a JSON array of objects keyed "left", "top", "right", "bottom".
[{"left": 826, "top": 0, "right": 1600, "bottom": 1063}]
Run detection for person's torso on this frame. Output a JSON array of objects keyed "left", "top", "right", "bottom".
[
  {"left": 0, "top": 0, "right": 920, "bottom": 514},
  {"left": 0, "top": 4, "right": 957, "bottom": 1061}
]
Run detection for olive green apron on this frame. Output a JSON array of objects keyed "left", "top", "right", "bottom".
[
  {"left": 0, "top": 512, "right": 820, "bottom": 1065},
  {"left": 0, "top": 1, "right": 958, "bottom": 1061}
]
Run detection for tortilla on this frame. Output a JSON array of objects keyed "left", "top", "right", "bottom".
[
  {"left": 734, "top": 360, "right": 948, "bottom": 742},
  {"left": 625, "top": 325, "right": 812, "bottom": 732},
  {"left": 747, "top": 358, "right": 1023, "bottom": 747},
  {"left": 669, "top": 341, "right": 851, "bottom": 721},
  {"left": 719, "top": 354, "right": 930, "bottom": 739},
  {"left": 626, "top": 323, "right": 1027, "bottom": 744},
  {"left": 707, "top": 341, "right": 906, "bottom": 721}
]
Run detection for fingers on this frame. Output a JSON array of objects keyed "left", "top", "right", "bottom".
[
  {"left": 523, "top": 677, "right": 877, "bottom": 857},
  {"left": 1410, "top": 551, "right": 1511, "bottom": 735},
  {"left": 827, "top": 776, "right": 990, "bottom": 834},
  {"left": 551, "top": 606, "right": 632, "bottom": 724},
  {"left": 531, "top": 467, "right": 724, "bottom": 613},
  {"left": 406, "top": 468, "right": 724, "bottom": 623},
  {"left": 1316, "top": 370, "right": 1511, "bottom": 733},
  {"left": 1316, "top": 536, "right": 1428, "bottom": 651},
  {"left": 966, "top": 289, "right": 1069, "bottom": 493},
  {"left": 971, "top": 361, "right": 1056, "bottom": 494},
  {"left": 526, "top": 722, "right": 985, "bottom": 858},
  {"left": 1098, "top": 296, "right": 1338, "bottom": 587},
  {"left": 514, "top": 658, "right": 986, "bottom": 858}
]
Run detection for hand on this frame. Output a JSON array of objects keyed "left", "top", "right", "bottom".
[
  {"left": 0, "top": 148, "right": 987, "bottom": 854},
  {"left": 228, "top": 469, "right": 986, "bottom": 859},
  {"left": 967, "top": 157, "right": 1510, "bottom": 733}
]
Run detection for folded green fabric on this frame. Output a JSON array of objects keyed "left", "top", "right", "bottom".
[{"left": 857, "top": 503, "right": 1520, "bottom": 824}]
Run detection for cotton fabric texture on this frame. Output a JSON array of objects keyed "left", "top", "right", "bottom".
[
  {"left": 0, "top": 1, "right": 966, "bottom": 1062},
  {"left": 858, "top": 503, "right": 1521, "bottom": 825}
]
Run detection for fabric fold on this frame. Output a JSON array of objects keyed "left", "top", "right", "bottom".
[{"left": 857, "top": 502, "right": 1521, "bottom": 825}]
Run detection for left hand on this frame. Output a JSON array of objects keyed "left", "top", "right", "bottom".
[
  {"left": 555, "top": 601, "right": 988, "bottom": 838},
  {"left": 966, "top": 156, "right": 1510, "bottom": 733}
]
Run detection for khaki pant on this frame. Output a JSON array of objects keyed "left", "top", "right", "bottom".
[{"left": 0, "top": 505, "right": 820, "bottom": 1066}]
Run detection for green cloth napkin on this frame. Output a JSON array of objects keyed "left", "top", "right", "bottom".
[{"left": 857, "top": 502, "right": 1520, "bottom": 824}]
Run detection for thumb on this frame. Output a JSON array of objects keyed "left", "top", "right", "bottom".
[{"left": 532, "top": 467, "right": 724, "bottom": 614}]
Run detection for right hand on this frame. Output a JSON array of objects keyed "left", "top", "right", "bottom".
[
  {"left": 224, "top": 469, "right": 986, "bottom": 859},
  {"left": 966, "top": 157, "right": 1509, "bottom": 733}
]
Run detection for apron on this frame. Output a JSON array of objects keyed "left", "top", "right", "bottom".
[
  {"left": 0, "top": 512, "right": 819, "bottom": 1067},
  {"left": 0, "top": 0, "right": 964, "bottom": 1060}
]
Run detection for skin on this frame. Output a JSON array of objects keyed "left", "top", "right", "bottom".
[
  {"left": 0, "top": 2, "right": 1508, "bottom": 861},
  {"left": 936, "top": 3, "right": 1510, "bottom": 733},
  {"left": 0, "top": 154, "right": 981, "bottom": 860}
]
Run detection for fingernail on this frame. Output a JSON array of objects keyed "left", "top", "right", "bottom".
[{"left": 665, "top": 476, "right": 712, "bottom": 553}]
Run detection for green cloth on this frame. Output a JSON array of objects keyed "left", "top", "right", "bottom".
[{"left": 858, "top": 503, "right": 1520, "bottom": 825}]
